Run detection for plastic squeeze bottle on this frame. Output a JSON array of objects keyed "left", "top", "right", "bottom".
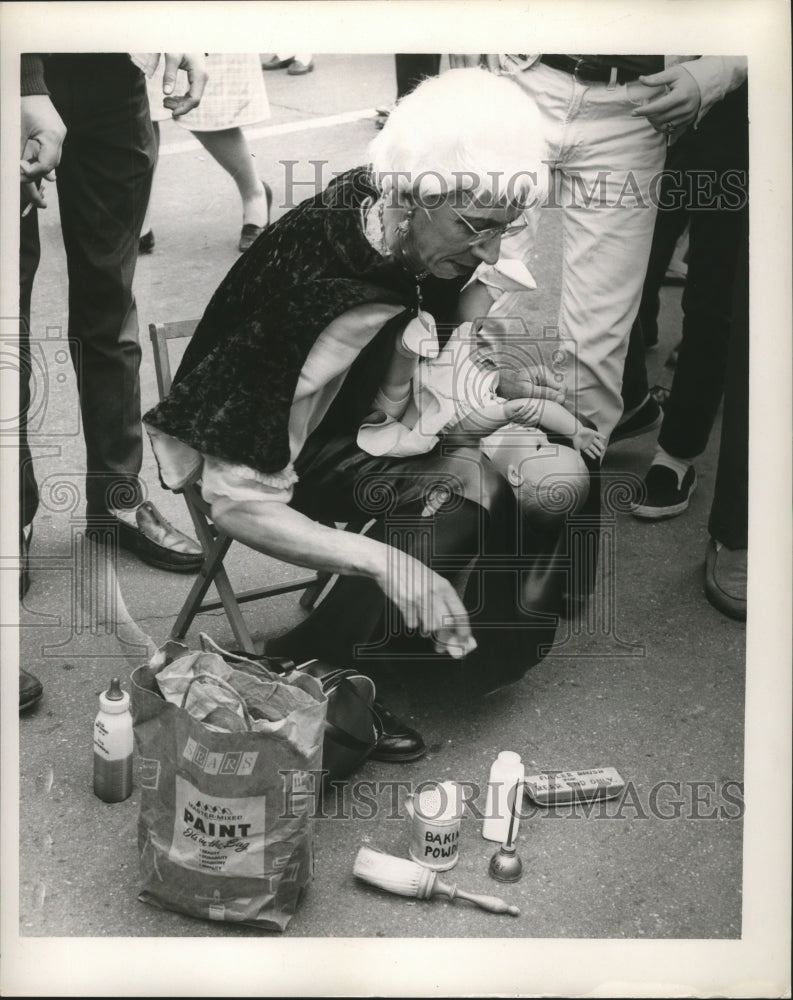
[
  {"left": 482, "top": 751, "right": 525, "bottom": 843},
  {"left": 93, "top": 678, "right": 133, "bottom": 803}
]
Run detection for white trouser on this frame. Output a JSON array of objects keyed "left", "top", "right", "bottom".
[{"left": 502, "top": 60, "right": 668, "bottom": 437}]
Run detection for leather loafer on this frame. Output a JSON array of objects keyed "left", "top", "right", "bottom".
[
  {"left": 369, "top": 700, "right": 427, "bottom": 762},
  {"left": 86, "top": 501, "right": 203, "bottom": 573},
  {"left": 20, "top": 669, "right": 43, "bottom": 711},
  {"left": 262, "top": 55, "right": 295, "bottom": 71},
  {"left": 705, "top": 537, "right": 747, "bottom": 621}
]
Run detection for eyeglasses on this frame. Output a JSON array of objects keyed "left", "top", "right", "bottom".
[{"left": 448, "top": 203, "right": 528, "bottom": 247}]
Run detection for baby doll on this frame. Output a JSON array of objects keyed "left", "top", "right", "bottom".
[{"left": 357, "top": 259, "right": 605, "bottom": 521}]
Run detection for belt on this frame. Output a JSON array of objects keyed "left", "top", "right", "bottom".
[{"left": 540, "top": 54, "right": 641, "bottom": 85}]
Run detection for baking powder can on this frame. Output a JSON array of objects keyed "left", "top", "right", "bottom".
[{"left": 406, "top": 780, "right": 462, "bottom": 871}]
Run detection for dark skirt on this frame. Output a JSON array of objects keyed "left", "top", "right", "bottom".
[{"left": 270, "top": 434, "right": 575, "bottom": 697}]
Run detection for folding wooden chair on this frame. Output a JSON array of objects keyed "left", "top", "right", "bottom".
[{"left": 148, "top": 319, "right": 330, "bottom": 653}]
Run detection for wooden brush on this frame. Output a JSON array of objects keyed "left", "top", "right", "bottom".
[{"left": 353, "top": 846, "right": 519, "bottom": 917}]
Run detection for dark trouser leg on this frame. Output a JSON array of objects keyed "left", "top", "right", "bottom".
[
  {"left": 274, "top": 439, "right": 571, "bottom": 691},
  {"left": 657, "top": 84, "right": 748, "bottom": 460},
  {"left": 620, "top": 315, "right": 651, "bottom": 413},
  {"left": 45, "top": 55, "right": 155, "bottom": 515},
  {"left": 272, "top": 477, "right": 567, "bottom": 695},
  {"left": 621, "top": 150, "right": 691, "bottom": 410},
  {"left": 708, "top": 207, "right": 749, "bottom": 550},
  {"left": 656, "top": 203, "right": 743, "bottom": 459},
  {"left": 20, "top": 200, "right": 41, "bottom": 529},
  {"left": 636, "top": 180, "right": 690, "bottom": 347},
  {"left": 395, "top": 54, "right": 441, "bottom": 99}
]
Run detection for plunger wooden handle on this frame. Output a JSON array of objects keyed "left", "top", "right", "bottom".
[{"left": 432, "top": 877, "right": 520, "bottom": 916}]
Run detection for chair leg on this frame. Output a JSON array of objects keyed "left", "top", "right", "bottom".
[
  {"left": 170, "top": 534, "right": 233, "bottom": 642},
  {"left": 299, "top": 571, "right": 334, "bottom": 610},
  {"left": 171, "top": 490, "right": 361, "bottom": 649},
  {"left": 211, "top": 567, "right": 258, "bottom": 653}
]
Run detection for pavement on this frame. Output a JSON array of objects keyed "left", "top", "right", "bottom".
[{"left": 4, "top": 53, "right": 771, "bottom": 996}]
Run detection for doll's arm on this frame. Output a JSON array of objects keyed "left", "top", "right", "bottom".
[
  {"left": 510, "top": 398, "right": 607, "bottom": 459},
  {"left": 441, "top": 399, "right": 516, "bottom": 446},
  {"left": 374, "top": 333, "right": 420, "bottom": 418}
]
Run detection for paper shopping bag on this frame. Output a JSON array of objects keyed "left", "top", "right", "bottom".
[{"left": 131, "top": 649, "right": 326, "bottom": 932}]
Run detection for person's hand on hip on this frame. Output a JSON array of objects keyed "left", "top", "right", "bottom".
[{"left": 631, "top": 64, "right": 702, "bottom": 134}]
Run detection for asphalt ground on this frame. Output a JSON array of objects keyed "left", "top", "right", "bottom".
[{"left": 3, "top": 52, "right": 781, "bottom": 997}]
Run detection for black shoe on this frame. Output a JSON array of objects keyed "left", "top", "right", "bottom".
[
  {"left": 262, "top": 55, "right": 295, "bottom": 71},
  {"left": 20, "top": 669, "right": 43, "bottom": 711},
  {"left": 369, "top": 701, "right": 427, "bottom": 762},
  {"left": 85, "top": 501, "right": 203, "bottom": 573},
  {"left": 138, "top": 229, "right": 155, "bottom": 254},
  {"left": 610, "top": 396, "right": 663, "bottom": 445},
  {"left": 631, "top": 464, "right": 696, "bottom": 520},
  {"left": 238, "top": 181, "right": 272, "bottom": 252},
  {"left": 238, "top": 223, "right": 265, "bottom": 252}
]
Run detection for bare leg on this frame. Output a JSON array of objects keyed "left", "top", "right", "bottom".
[{"left": 191, "top": 127, "right": 269, "bottom": 227}]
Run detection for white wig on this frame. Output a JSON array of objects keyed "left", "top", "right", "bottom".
[{"left": 368, "top": 67, "right": 547, "bottom": 209}]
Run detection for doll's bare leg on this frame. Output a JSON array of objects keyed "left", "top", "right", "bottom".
[{"left": 484, "top": 426, "right": 590, "bottom": 526}]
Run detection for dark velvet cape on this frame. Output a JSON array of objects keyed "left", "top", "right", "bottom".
[{"left": 143, "top": 167, "right": 454, "bottom": 475}]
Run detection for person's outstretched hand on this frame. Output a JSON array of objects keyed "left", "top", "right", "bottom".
[
  {"left": 630, "top": 64, "right": 702, "bottom": 134},
  {"left": 20, "top": 94, "right": 67, "bottom": 207},
  {"left": 161, "top": 53, "right": 209, "bottom": 118},
  {"left": 376, "top": 547, "right": 476, "bottom": 659}
]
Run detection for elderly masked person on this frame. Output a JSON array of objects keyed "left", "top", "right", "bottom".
[{"left": 144, "top": 68, "right": 591, "bottom": 761}]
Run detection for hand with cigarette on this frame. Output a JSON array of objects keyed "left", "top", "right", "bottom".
[
  {"left": 160, "top": 52, "right": 209, "bottom": 118},
  {"left": 20, "top": 93, "right": 67, "bottom": 210}
]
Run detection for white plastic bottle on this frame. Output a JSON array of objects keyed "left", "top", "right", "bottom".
[
  {"left": 93, "top": 678, "right": 133, "bottom": 803},
  {"left": 482, "top": 750, "right": 525, "bottom": 843}
]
